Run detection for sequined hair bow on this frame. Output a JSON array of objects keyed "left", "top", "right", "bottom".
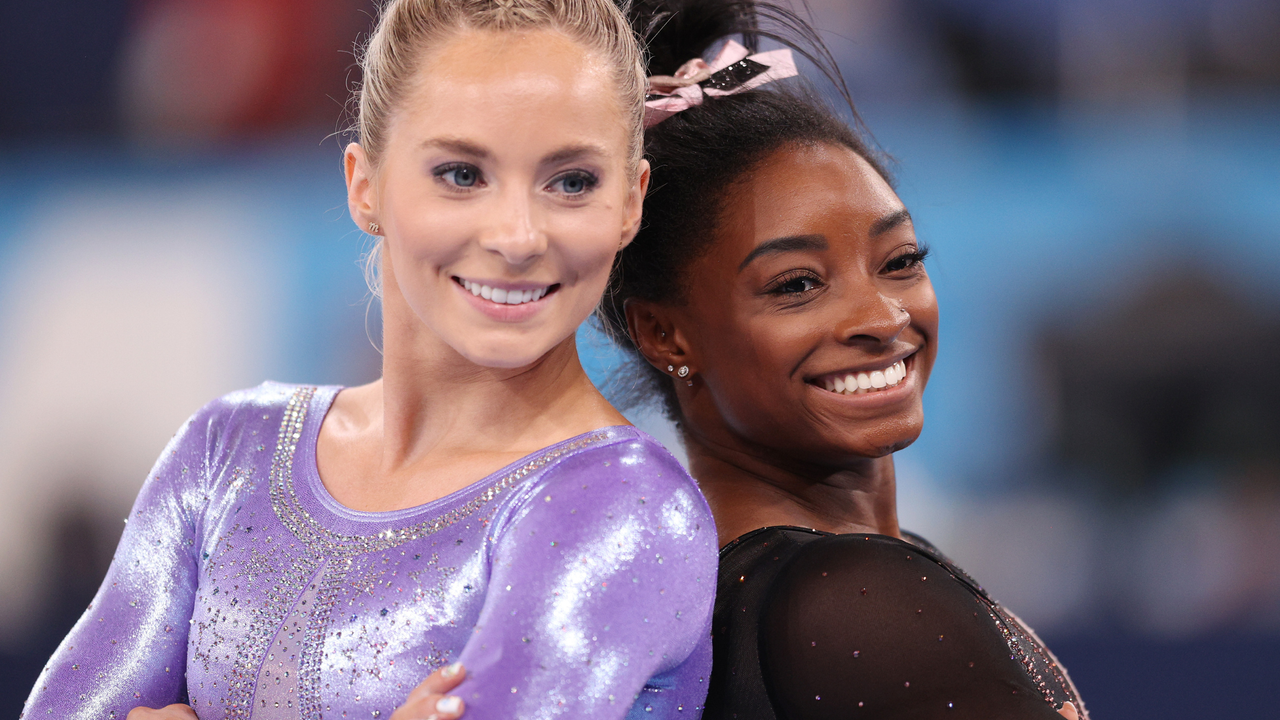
[{"left": 644, "top": 40, "right": 799, "bottom": 127}]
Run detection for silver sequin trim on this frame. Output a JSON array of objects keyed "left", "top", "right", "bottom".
[{"left": 250, "top": 386, "right": 609, "bottom": 719}]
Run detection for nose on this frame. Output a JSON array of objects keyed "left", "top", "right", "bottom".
[
  {"left": 478, "top": 186, "right": 548, "bottom": 266},
  {"left": 836, "top": 286, "right": 910, "bottom": 348}
]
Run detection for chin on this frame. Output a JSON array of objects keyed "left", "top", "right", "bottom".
[
  {"left": 821, "top": 418, "right": 923, "bottom": 461},
  {"left": 456, "top": 342, "right": 553, "bottom": 370}
]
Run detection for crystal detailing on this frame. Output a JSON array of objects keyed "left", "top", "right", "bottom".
[{"left": 251, "top": 386, "right": 609, "bottom": 719}]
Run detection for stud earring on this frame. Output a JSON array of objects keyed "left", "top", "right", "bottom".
[
  {"left": 368, "top": 222, "right": 380, "bottom": 234},
  {"left": 667, "top": 365, "right": 675, "bottom": 372},
  {"left": 677, "top": 366, "right": 690, "bottom": 378}
]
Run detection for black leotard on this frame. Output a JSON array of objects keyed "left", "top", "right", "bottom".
[{"left": 705, "top": 527, "right": 1087, "bottom": 719}]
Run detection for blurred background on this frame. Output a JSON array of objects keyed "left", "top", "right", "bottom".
[{"left": 1, "top": 0, "right": 1277, "bottom": 716}]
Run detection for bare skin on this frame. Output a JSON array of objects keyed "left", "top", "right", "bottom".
[
  {"left": 628, "top": 142, "right": 935, "bottom": 547},
  {"left": 128, "top": 26, "right": 648, "bottom": 720},
  {"left": 324, "top": 27, "right": 647, "bottom": 513},
  {"left": 627, "top": 141, "right": 1077, "bottom": 719}
]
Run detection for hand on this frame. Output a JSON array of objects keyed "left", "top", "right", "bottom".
[
  {"left": 1057, "top": 701, "right": 1080, "bottom": 720},
  {"left": 126, "top": 705, "right": 199, "bottom": 719},
  {"left": 390, "top": 661, "right": 467, "bottom": 720}
]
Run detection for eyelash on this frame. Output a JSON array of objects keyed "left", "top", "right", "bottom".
[
  {"left": 884, "top": 245, "right": 930, "bottom": 274},
  {"left": 547, "top": 170, "right": 599, "bottom": 197},
  {"left": 433, "top": 162, "right": 483, "bottom": 190},
  {"left": 764, "top": 245, "right": 929, "bottom": 298},
  {"left": 431, "top": 164, "right": 600, "bottom": 198},
  {"left": 766, "top": 269, "right": 824, "bottom": 297}
]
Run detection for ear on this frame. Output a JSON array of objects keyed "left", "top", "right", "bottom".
[
  {"left": 624, "top": 296, "right": 695, "bottom": 376},
  {"left": 345, "top": 142, "right": 380, "bottom": 235},
  {"left": 618, "top": 158, "right": 651, "bottom": 249}
]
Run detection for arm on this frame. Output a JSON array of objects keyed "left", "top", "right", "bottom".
[
  {"left": 454, "top": 437, "right": 717, "bottom": 718},
  {"left": 23, "top": 403, "right": 218, "bottom": 720}
]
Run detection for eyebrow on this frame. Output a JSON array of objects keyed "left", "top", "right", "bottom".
[
  {"left": 419, "top": 139, "right": 608, "bottom": 167},
  {"left": 738, "top": 234, "right": 828, "bottom": 272},
  {"left": 541, "top": 143, "right": 609, "bottom": 167},
  {"left": 419, "top": 137, "right": 490, "bottom": 160},
  {"left": 869, "top": 208, "right": 913, "bottom": 237}
]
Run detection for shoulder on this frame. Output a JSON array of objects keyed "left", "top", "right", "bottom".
[
  {"left": 154, "top": 382, "right": 336, "bottom": 484},
  {"left": 767, "top": 533, "right": 953, "bottom": 603},
  {"left": 496, "top": 426, "right": 714, "bottom": 545},
  {"left": 546, "top": 427, "right": 709, "bottom": 529},
  {"left": 181, "top": 381, "right": 334, "bottom": 442},
  {"left": 757, "top": 533, "right": 998, "bottom": 668},
  {"left": 533, "top": 426, "right": 702, "bottom": 501}
]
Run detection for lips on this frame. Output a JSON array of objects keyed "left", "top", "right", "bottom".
[
  {"left": 811, "top": 358, "right": 909, "bottom": 395},
  {"left": 456, "top": 278, "right": 556, "bottom": 305}
]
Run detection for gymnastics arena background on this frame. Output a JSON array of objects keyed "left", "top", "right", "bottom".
[{"left": 2, "top": 1, "right": 1279, "bottom": 717}]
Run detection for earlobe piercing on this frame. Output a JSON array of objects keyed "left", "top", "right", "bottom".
[
  {"left": 677, "top": 366, "right": 690, "bottom": 378},
  {"left": 667, "top": 365, "right": 675, "bottom": 372},
  {"left": 368, "top": 222, "right": 380, "bottom": 234}
]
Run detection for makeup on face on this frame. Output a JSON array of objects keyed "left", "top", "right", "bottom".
[
  {"left": 678, "top": 142, "right": 939, "bottom": 461},
  {"left": 371, "top": 28, "right": 640, "bottom": 369}
]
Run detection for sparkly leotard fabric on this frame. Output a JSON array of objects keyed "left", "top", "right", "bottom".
[
  {"left": 706, "top": 527, "right": 1086, "bottom": 720},
  {"left": 23, "top": 383, "right": 717, "bottom": 719}
]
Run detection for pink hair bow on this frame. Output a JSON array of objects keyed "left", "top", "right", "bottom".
[{"left": 643, "top": 40, "right": 799, "bottom": 127}]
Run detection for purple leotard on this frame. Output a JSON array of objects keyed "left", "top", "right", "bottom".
[{"left": 23, "top": 383, "right": 717, "bottom": 719}]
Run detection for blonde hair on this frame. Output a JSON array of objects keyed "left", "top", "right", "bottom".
[
  {"left": 352, "top": 0, "right": 647, "bottom": 298},
  {"left": 355, "top": 0, "right": 646, "bottom": 170}
]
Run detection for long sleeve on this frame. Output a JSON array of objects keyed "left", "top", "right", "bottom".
[
  {"left": 454, "top": 436, "right": 718, "bottom": 719},
  {"left": 22, "top": 404, "right": 217, "bottom": 720}
]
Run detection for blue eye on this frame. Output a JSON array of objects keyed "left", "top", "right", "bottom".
[
  {"left": 550, "top": 171, "right": 597, "bottom": 196},
  {"left": 436, "top": 163, "right": 481, "bottom": 188}
]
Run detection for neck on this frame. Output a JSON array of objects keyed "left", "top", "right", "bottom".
[
  {"left": 364, "top": 286, "right": 623, "bottom": 473},
  {"left": 683, "top": 425, "right": 901, "bottom": 548}
]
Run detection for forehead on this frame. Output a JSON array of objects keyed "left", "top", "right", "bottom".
[
  {"left": 719, "top": 143, "right": 904, "bottom": 252},
  {"left": 391, "top": 27, "right": 629, "bottom": 155}
]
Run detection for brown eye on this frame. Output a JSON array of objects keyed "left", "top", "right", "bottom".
[
  {"left": 768, "top": 271, "right": 823, "bottom": 296},
  {"left": 884, "top": 247, "right": 929, "bottom": 273},
  {"left": 779, "top": 276, "right": 818, "bottom": 294}
]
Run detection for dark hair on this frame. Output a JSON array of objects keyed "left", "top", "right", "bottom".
[{"left": 597, "top": 0, "right": 892, "bottom": 423}]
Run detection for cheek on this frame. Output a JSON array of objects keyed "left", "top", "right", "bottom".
[
  {"left": 548, "top": 210, "right": 624, "bottom": 281},
  {"left": 700, "top": 309, "right": 814, "bottom": 424},
  {"left": 908, "top": 280, "right": 940, "bottom": 333}
]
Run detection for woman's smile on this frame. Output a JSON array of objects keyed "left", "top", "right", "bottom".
[
  {"left": 810, "top": 354, "right": 912, "bottom": 395},
  {"left": 453, "top": 276, "right": 561, "bottom": 321},
  {"left": 806, "top": 353, "right": 920, "bottom": 409}
]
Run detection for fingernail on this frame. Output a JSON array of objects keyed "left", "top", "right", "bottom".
[
  {"left": 436, "top": 695, "right": 462, "bottom": 715},
  {"left": 441, "top": 661, "right": 463, "bottom": 678}
]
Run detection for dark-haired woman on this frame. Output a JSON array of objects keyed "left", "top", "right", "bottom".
[{"left": 602, "top": 1, "right": 1088, "bottom": 718}]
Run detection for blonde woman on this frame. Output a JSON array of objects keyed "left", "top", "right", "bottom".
[{"left": 23, "top": 2, "right": 716, "bottom": 719}]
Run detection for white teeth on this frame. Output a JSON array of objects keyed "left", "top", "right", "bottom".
[
  {"left": 817, "top": 360, "right": 909, "bottom": 396},
  {"left": 459, "top": 279, "right": 550, "bottom": 305}
]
